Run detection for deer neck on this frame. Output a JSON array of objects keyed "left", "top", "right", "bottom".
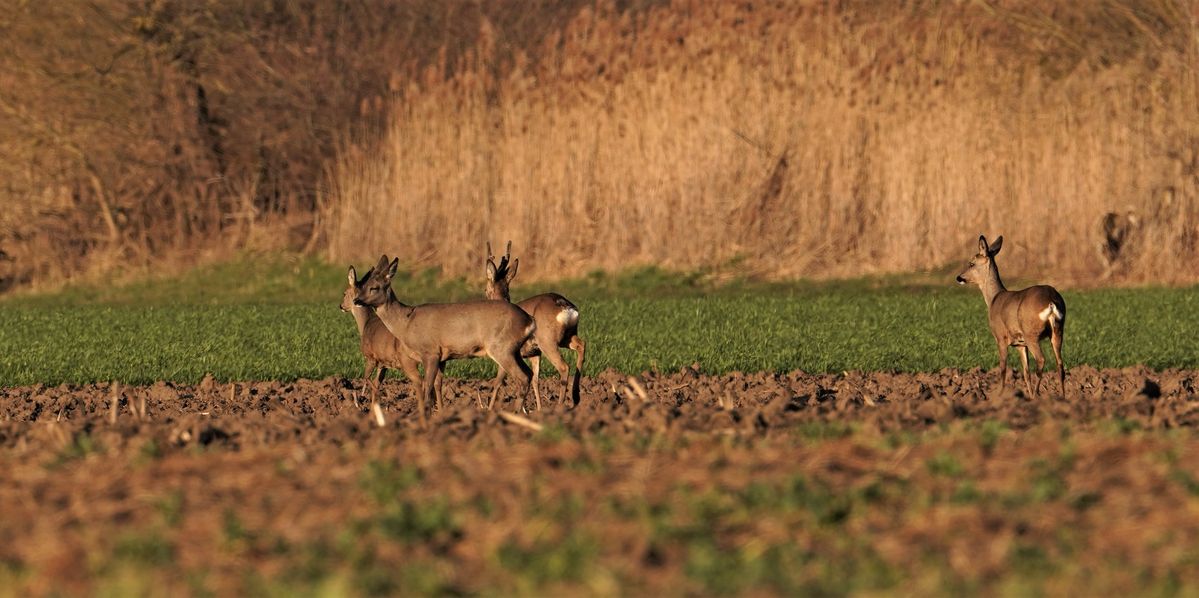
[
  {"left": 373, "top": 291, "right": 416, "bottom": 334},
  {"left": 979, "top": 262, "right": 1007, "bottom": 308},
  {"left": 485, "top": 283, "right": 510, "bottom": 302},
  {"left": 350, "top": 305, "right": 372, "bottom": 337}
]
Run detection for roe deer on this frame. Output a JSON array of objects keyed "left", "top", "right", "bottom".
[
  {"left": 956, "top": 235, "right": 1066, "bottom": 397},
  {"left": 485, "top": 241, "right": 586, "bottom": 407},
  {"left": 353, "top": 255, "right": 536, "bottom": 424},
  {"left": 339, "top": 265, "right": 425, "bottom": 411}
]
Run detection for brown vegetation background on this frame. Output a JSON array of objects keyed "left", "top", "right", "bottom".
[
  {"left": 4, "top": 1, "right": 1198, "bottom": 291},
  {"left": 0, "top": 0, "right": 597, "bottom": 291}
]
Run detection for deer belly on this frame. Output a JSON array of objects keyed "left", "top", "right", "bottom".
[{"left": 442, "top": 344, "right": 487, "bottom": 359}]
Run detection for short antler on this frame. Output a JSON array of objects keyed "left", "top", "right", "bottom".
[{"left": 485, "top": 241, "right": 513, "bottom": 281}]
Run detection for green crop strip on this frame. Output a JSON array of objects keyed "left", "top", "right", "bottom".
[{"left": 2, "top": 280, "right": 1196, "bottom": 385}]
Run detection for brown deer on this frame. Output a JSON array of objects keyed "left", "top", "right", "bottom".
[
  {"left": 339, "top": 265, "right": 425, "bottom": 411},
  {"left": 485, "top": 241, "right": 586, "bottom": 407},
  {"left": 353, "top": 255, "right": 536, "bottom": 424},
  {"left": 956, "top": 235, "right": 1066, "bottom": 397}
]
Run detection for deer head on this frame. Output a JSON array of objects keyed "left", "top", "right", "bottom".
[
  {"left": 956, "top": 235, "right": 1003, "bottom": 287},
  {"left": 340, "top": 265, "right": 373, "bottom": 312},
  {"left": 354, "top": 254, "right": 399, "bottom": 308},
  {"left": 485, "top": 241, "right": 519, "bottom": 301}
]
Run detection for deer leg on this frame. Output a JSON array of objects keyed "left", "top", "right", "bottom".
[
  {"left": 488, "top": 361, "right": 507, "bottom": 411},
  {"left": 568, "top": 335, "right": 585, "bottom": 406},
  {"left": 1017, "top": 346, "right": 1033, "bottom": 397},
  {"left": 371, "top": 366, "right": 387, "bottom": 410},
  {"left": 528, "top": 353, "right": 543, "bottom": 412},
  {"left": 1028, "top": 341, "right": 1047, "bottom": 397},
  {"left": 360, "top": 359, "right": 378, "bottom": 409},
  {"left": 540, "top": 345, "right": 571, "bottom": 406},
  {"left": 1051, "top": 321, "right": 1066, "bottom": 397},
  {"left": 514, "top": 351, "right": 533, "bottom": 412},
  {"left": 399, "top": 357, "right": 423, "bottom": 408},
  {"left": 490, "top": 349, "right": 532, "bottom": 412},
  {"left": 996, "top": 343, "right": 1010, "bottom": 392},
  {"left": 434, "top": 361, "right": 446, "bottom": 411},
  {"left": 418, "top": 355, "right": 438, "bottom": 427}
]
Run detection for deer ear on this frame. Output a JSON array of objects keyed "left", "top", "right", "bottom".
[
  {"left": 375, "top": 254, "right": 390, "bottom": 272},
  {"left": 989, "top": 236, "right": 1003, "bottom": 256},
  {"left": 506, "top": 258, "right": 519, "bottom": 283},
  {"left": 385, "top": 257, "right": 399, "bottom": 279},
  {"left": 978, "top": 235, "right": 989, "bottom": 255},
  {"left": 347, "top": 266, "right": 357, "bottom": 285},
  {"left": 485, "top": 259, "right": 497, "bottom": 280}
]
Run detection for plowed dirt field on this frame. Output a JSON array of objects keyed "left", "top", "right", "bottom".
[{"left": 3, "top": 367, "right": 1199, "bottom": 594}]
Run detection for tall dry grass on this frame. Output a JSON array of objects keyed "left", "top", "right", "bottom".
[{"left": 325, "top": 0, "right": 1199, "bottom": 286}]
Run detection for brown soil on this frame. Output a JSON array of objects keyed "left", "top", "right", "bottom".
[{"left": 2, "top": 367, "right": 1198, "bottom": 594}]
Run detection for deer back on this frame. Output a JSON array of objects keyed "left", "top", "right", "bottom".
[
  {"left": 989, "top": 285, "right": 1065, "bottom": 340},
  {"left": 518, "top": 293, "right": 579, "bottom": 332},
  {"left": 401, "top": 300, "right": 534, "bottom": 356}
]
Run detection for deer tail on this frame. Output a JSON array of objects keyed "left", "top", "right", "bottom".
[
  {"left": 553, "top": 296, "right": 579, "bottom": 327},
  {"left": 1040, "top": 303, "right": 1065, "bottom": 328}
]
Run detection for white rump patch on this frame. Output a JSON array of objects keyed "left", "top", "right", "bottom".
[
  {"left": 556, "top": 307, "right": 579, "bottom": 327},
  {"left": 1039, "top": 304, "right": 1063, "bottom": 323}
]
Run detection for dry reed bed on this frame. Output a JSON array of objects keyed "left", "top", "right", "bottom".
[{"left": 327, "top": 0, "right": 1199, "bottom": 285}]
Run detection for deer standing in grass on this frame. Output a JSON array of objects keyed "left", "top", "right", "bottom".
[
  {"left": 485, "top": 242, "right": 586, "bottom": 407},
  {"left": 956, "top": 235, "right": 1066, "bottom": 397},
  {"left": 339, "top": 265, "right": 424, "bottom": 411},
  {"left": 353, "top": 255, "right": 536, "bottom": 425}
]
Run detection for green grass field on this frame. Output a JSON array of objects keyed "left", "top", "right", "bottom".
[
  {"left": 1, "top": 254, "right": 1197, "bottom": 385},
  {"left": 5, "top": 255, "right": 1199, "bottom": 597}
]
